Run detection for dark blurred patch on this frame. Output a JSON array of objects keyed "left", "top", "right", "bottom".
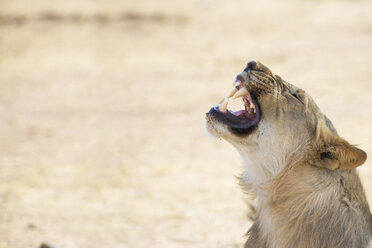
[
  {"left": 38, "top": 12, "right": 64, "bottom": 22},
  {"left": 0, "top": 14, "right": 26, "bottom": 25},
  {"left": 89, "top": 13, "right": 109, "bottom": 24},
  {"left": 0, "top": 12, "right": 187, "bottom": 26},
  {"left": 39, "top": 243, "right": 56, "bottom": 248},
  {"left": 119, "top": 12, "right": 165, "bottom": 22},
  {"left": 27, "top": 223, "right": 37, "bottom": 229}
]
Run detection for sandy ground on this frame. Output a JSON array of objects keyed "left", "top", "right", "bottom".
[{"left": 0, "top": 0, "right": 372, "bottom": 247}]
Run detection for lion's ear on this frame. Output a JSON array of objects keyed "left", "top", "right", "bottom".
[{"left": 318, "top": 137, "right": 367, "bottom": 171}]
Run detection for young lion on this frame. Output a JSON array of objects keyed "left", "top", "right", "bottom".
[{"left": 205, "top": 60, "right": 372, "bottom": 248}]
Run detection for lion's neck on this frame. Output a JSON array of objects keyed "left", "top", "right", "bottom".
[
  {"left": 236, "top": 141, "right": 310, "bottom": 190},
  {"left": 237, "top": 145, "right": 286, "bottom": 189}
]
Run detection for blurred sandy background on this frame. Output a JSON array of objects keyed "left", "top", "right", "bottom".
[{"left": 0, "top": 0, "right": 372, "bottom": 247}]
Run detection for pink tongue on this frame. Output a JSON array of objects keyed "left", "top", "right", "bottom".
[
  {"left": 233, "top": 110, "right": 255, "bottom": 119},
  {"left": 234, "top": 110, "right": 246, "bottom": 116}
]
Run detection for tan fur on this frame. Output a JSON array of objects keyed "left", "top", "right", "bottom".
[{"left": 206, "top": 61, "right": 372, "bottom": 248}]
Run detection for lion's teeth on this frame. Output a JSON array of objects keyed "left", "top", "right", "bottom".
[
  {"left": 218, "top": 98, "right": 229, "bottom": 113},
  {"left": 233, "top": 80, "right": 242, "bottom": 87},
  {"left": 253, "top": 108, "right": 256, "bottom": 113},
  {"left": 231, "top": 87, "right": 248, "bottom": 100},
  {"left": 250, "top": 103, "right": 255, "bottom": 109},
  {"left": 227, "top": 88, "right": 238, "bottom": 98}
]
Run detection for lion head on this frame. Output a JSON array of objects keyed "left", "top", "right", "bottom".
[{"left": 205, "top": 60, "right": 366, "bottom": 188}]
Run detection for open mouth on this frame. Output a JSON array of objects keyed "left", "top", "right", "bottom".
[{"left": 207, "top": 80, "right": 261, "bottom": 135}]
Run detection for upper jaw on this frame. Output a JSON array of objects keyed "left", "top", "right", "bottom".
[
  {"left": 237, "top": 67, "right": 278, "bottom": 99},
  {"left": 235, "top": 69, "right": 258, "bottom": 96}
]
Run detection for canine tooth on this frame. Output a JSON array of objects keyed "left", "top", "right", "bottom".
[
  {"left": 219, "top": 98, "right": 229, "bottom": 113},
  {"left": 253, "top": 108, "right": 256, "bottom": 113},
  {"left": 233, "top": 80, "right": 242, "bottom": 87},
  {"left": 250, "top": 103, "right": 255, "bottom": 109},
  {"left": 227, "top": 88, "right": 238, "bottom": 98},
  {"left": 231, "top": 87, "right": 248, "bottom": 100}
]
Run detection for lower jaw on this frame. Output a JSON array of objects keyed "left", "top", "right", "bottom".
[{"left": 229, "top": 121, "right": 258, "bottom": 136}]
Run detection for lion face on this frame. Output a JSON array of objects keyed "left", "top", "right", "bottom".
[{"left": 206, "top": 60, "right": 366, "bottom": 186}]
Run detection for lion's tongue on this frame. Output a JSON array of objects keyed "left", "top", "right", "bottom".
[{"left": 232, "top": 110, "right": 256, "bottom": 119}]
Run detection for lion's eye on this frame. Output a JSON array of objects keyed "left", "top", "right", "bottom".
[{"left": 292, "top": 93, "right": 304, "bottom": 104}]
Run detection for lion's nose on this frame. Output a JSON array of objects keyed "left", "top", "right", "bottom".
[{"left": 246, "top": 60, "right": 257, "bottom": 70}]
